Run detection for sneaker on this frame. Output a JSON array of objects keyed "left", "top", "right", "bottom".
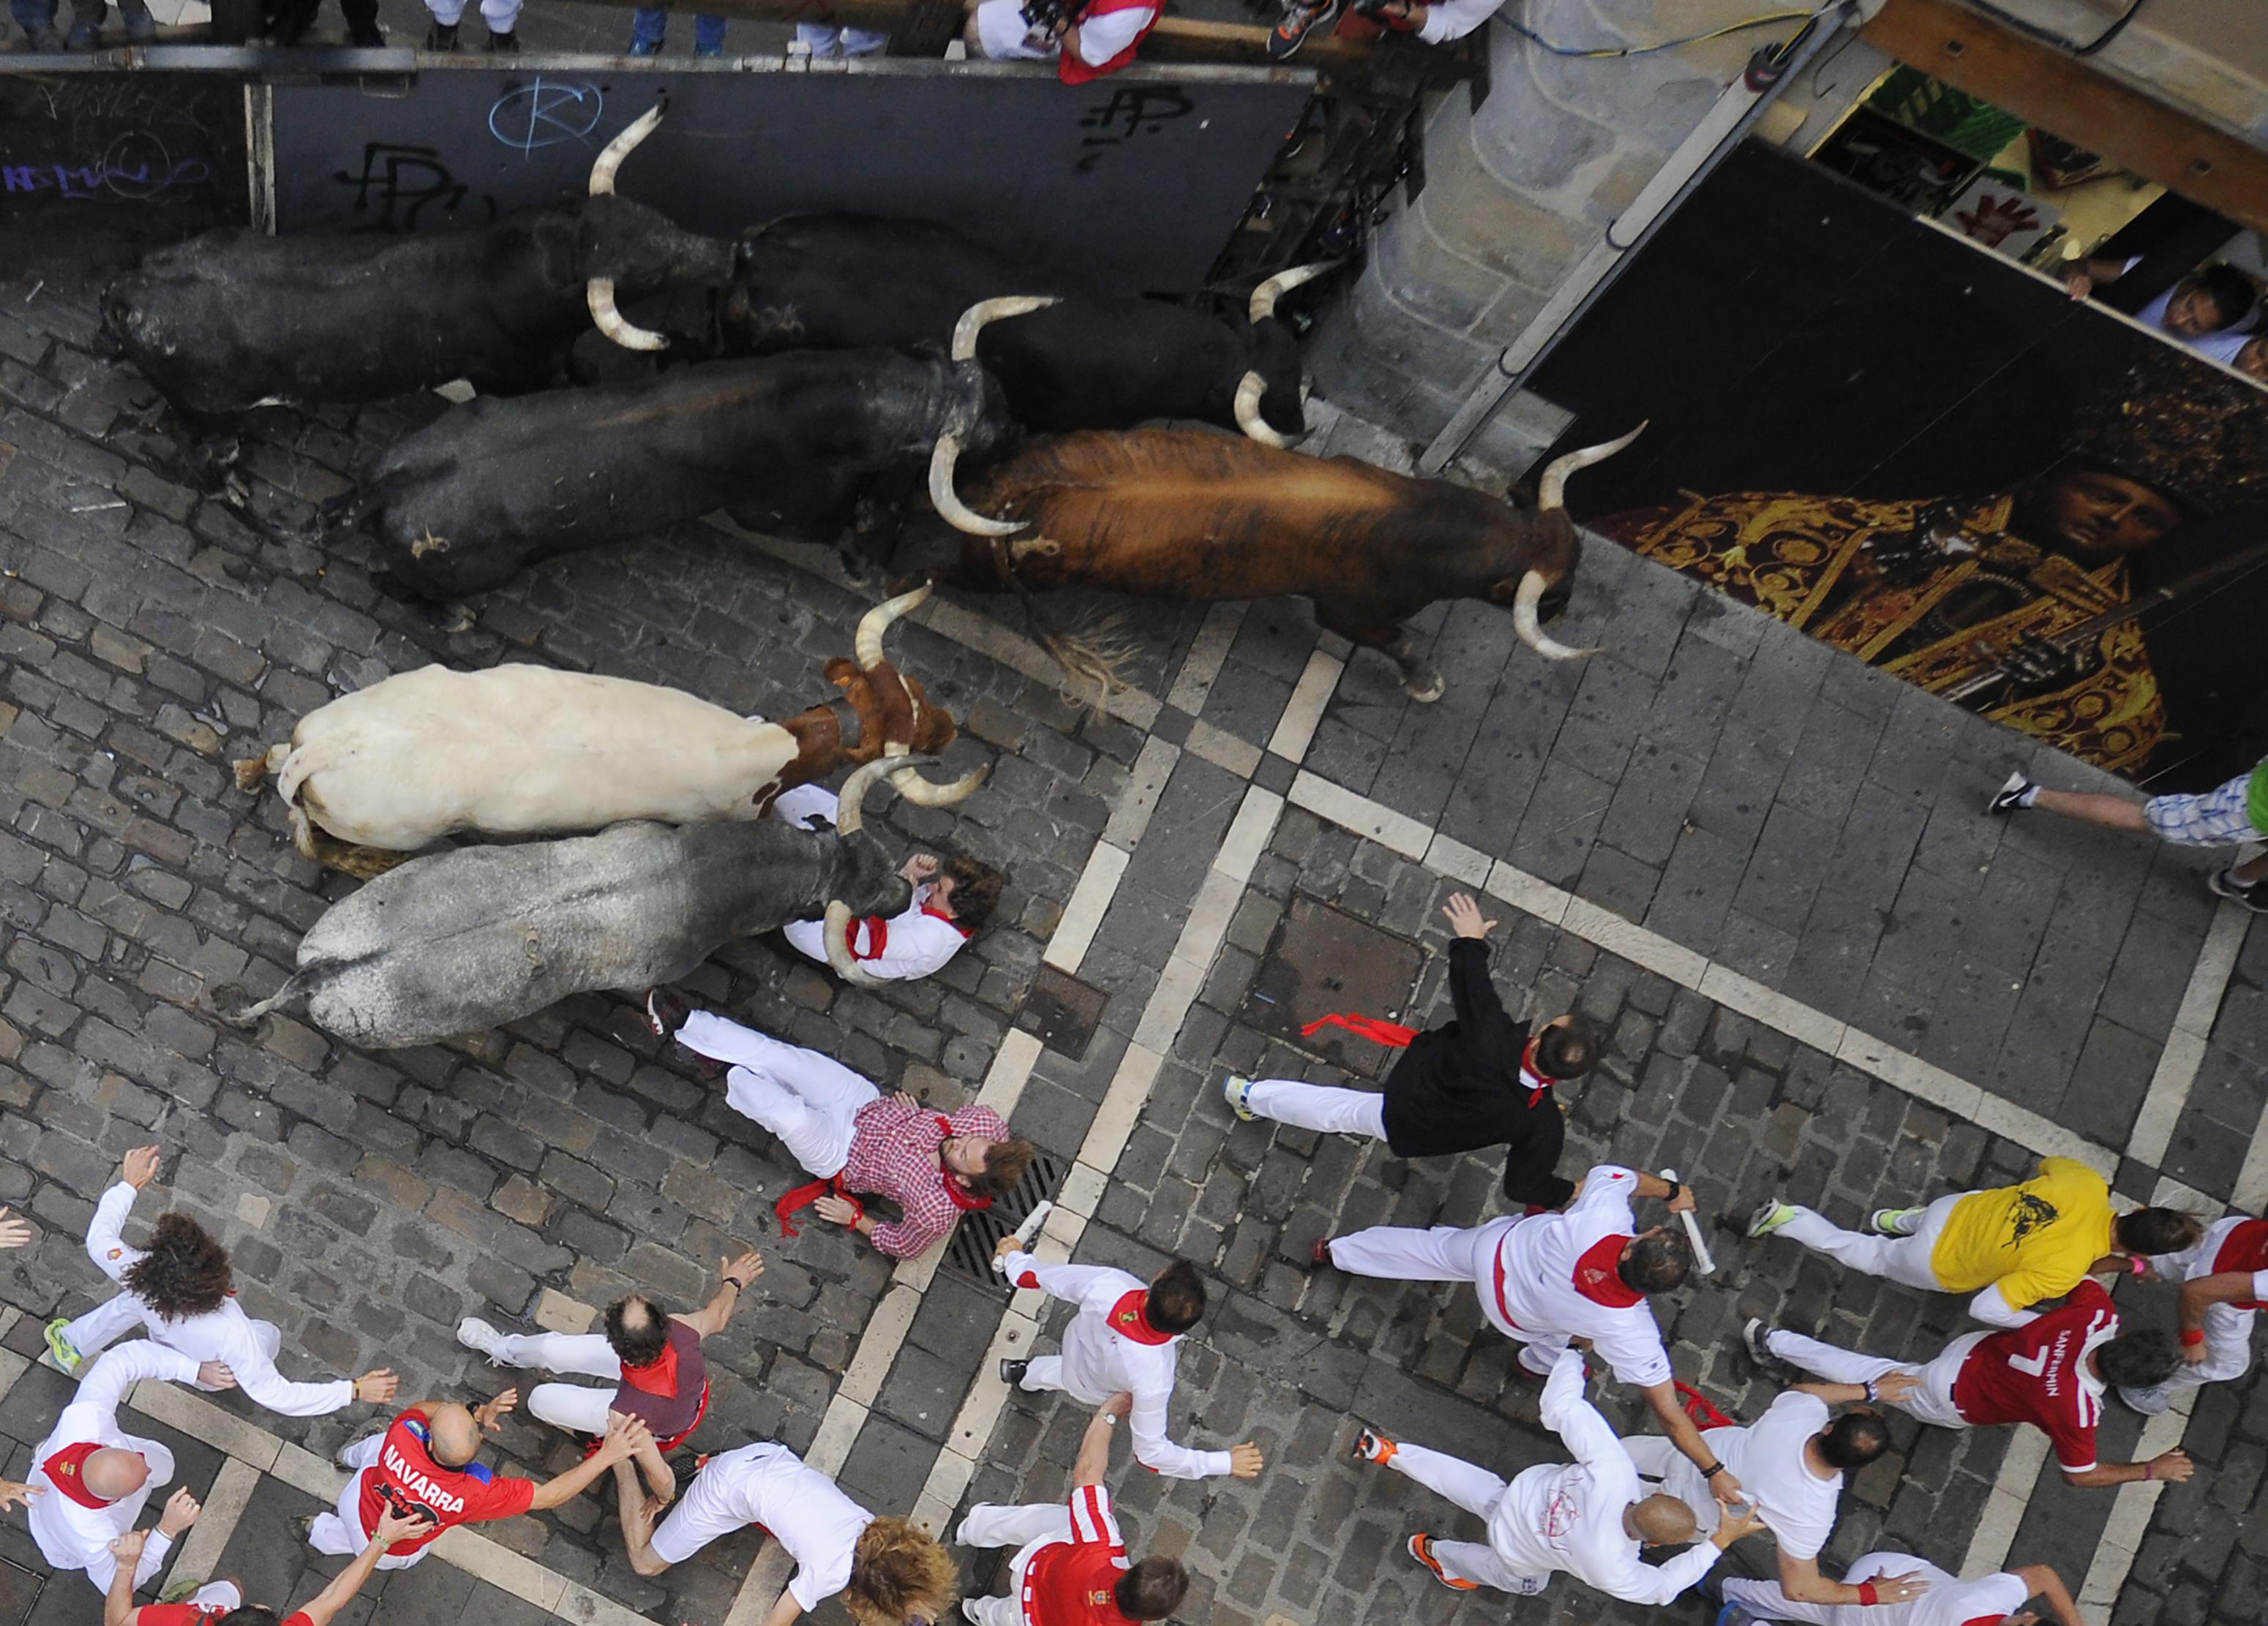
[
  {"left": 484, "top": 26, "right": 516, "bottom": 49},
  {"left": 1310, "top": 1237, "right": 1334, "bottom": 1267},
  {"left": 1867, "top": 1207, "right": 1923, "bottom": 1236},
  {"left": 43, "top": 1318, "right": 83, "bottom": 1376},
  {"left": 2209, "top": 869, "right": 2268, "bottom": 913},
  {"left": 1350, "top": 1426, "right": 1396, "bottom": 1467},
  {"left": 457, "top": 1317, "right": 506, "bottom": 1363},
  {"left": 627, "top": 34, "right": 661, "bottom": 53},
  {"left": 157, "top": 1579, "right": 205, "bottom": 1604},
  {"left": 1222, "top": 1074, "right": 1255, "bottom": 1122},
  {"left": 1715, "top": 1606, "right": 1762, "bottom": 1626},
  {"left": 347, "top": 20, "right": 384, "bottom": 42},
  {"left": 1746, "top": 1197, "right": 1798, "bottom": 1239},
  {"left": 2114, "top": 1384, "right": 2170, "bottom": 1416},
  {"left": 997, "top": 1358, "right": 1029, "bottom": 1387},
  {"left": 1986, "top": 769, "right": 2033, "bottom": 816},
  {"left": 1741, "top": 1317, "right": 1783, "bottom": 1373},
  {"left": 645, "top": 985, "right": 692, "bottom": 1039},
  {"left": 423, "top": 19, "right": 456, "bottom": 47},
  {"left": 288, "top": 1512, "right": 318, "bottom": 1544},
  {"left": 1406, "top": 1534, "right": 1479, "bottom": 1592},
  {"left": 958, "top": 1604, "right": 984, "bottom": 1626},
  {"left": 1265, "top": 0, "right": 1342, "bottom": 59}
]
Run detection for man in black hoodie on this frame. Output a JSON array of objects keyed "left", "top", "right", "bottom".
[{"left": 1223, "top": 893, "right": 1597, "bottom": 1208}]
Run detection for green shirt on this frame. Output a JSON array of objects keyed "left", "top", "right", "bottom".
[{"left": 2250, "top": 760, "right": 2268, "bottom": 835}]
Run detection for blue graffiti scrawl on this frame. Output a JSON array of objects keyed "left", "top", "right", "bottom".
[
  {"left": 489, "top": 78, "right": 607, "bottom": 154},
  {"left": 2, "top": 131, "right": 210, "bottom": 200}
]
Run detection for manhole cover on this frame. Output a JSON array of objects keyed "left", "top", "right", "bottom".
[
  {"left": 1239, "top": 894, "right": 1423, "bottom": 1080},
  {"left": 944, "top": 1150, "right": 1068, "bottom": 1283},
  {"left": 0, "top": 1557, "right": 38, "bottom": 1626},
  {"left": 1015, "top": 966, "right": 1108, "bottom": 1061}
]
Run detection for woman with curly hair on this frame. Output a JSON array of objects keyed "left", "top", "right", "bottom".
[
  {"left": 647, "top": 990, "right": 1037, "bottom": 1260},
  {"left": 43, "top": 1147, "right": 397, "bottom": 1418},
  {"left": 615, "top": 1441, "right": 957, "bottom": 1626}
]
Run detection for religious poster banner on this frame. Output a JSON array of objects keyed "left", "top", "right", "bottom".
[{"left": 1531, "top": 140, "right": 2268, "bottom": 794}]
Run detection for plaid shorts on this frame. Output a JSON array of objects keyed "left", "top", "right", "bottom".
[{"left": 2144, "top": 772, "right": 2264, "bottom": 847}]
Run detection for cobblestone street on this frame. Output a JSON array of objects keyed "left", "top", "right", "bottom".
[{"left": 0, "top": 225, "right": 2261, "bottom": 1626}]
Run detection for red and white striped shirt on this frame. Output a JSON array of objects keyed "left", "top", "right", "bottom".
[{"left": 1023, "top": 1485, "right": 1134, "bottom": 1626}]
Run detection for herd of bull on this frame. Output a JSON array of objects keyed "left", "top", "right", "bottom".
[{"left": 91, "top": 98, "right": 1643, "bottom": 1055}]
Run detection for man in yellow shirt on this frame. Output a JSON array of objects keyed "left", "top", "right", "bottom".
[{"left": 1749, "top": 1159, "right": 2199, "bottom": 1327}]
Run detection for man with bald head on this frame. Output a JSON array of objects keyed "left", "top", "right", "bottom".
[
  {"left": 309, "top": 1390, "right": 650, "bottom": 1570},
  {"left": 1351, "top": 1348, "right": 1763, "bottom": 1602},
  {"left": 29, "top": 1341, "right": 228, "bottom": 1592}
]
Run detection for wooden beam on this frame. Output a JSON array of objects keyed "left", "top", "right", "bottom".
[{"left": 1861, "top": 0, "right": 2268, "bottom": 235}]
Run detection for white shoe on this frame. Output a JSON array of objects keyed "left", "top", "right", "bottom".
[{"left": 457, "top": 1317, "right": 507, "bottom": 1363}]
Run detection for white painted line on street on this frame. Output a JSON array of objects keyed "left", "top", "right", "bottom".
[
  {"left": 1961, "top": 1427, "right": 2049, "bottom": 1577},
  {"left": 1045, "top": 841, "right": 1131, "bottom": 973},
  {"left": 1103, "top": 736, "right": 1181, "bottom": 850},
  {"left": 165, "top": 1456, "right": 262, "bottom": 1591},
  {"left": 2129, "top": 900, "right": 2248, "bottom": 1169},
  {"left": 1289, "top": 770, "right": 1431, "bottom": 860},
  {"left": 1268, "top": 647, "right": 1345, "bottom": 764},
  {"left": 1165, "top": 603, "right": 1247, "bottom": 716},
  {"left": 2078, "top": 1398, "right": 2193, "bottom": 1615}
]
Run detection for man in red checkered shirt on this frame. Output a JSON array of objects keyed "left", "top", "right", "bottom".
[
  {"left": 105, "top": 1504, "right": 428, "bottom": 1626},
  {"left": 1747, "top": 1277, "right": 2193, "bottom": 1487},
  {"left": 957, "top": 1393, "right": 1189, "bottom": 1626},
  {"left": 652, "top": 993, "right": 1037, "bottom": 1260}
]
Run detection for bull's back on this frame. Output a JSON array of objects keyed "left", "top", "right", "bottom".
[
  {"left": 972, "top": 429, "right": 1422, "bottom": 599},
  {"left": 282, "top": 665, "right": 788, "bottom": 848}
]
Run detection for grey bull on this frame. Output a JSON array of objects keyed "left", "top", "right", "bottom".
[{"left": 211, "top": 758, "right": 921, "bottom": 1050}]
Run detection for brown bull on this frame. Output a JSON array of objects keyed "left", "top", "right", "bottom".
[{"left": 923, "top": 424, "right": 1644, "bottom": 699}]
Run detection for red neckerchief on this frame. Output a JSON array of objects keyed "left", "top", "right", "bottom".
[
  {"left": 1674, "top": 1381, "right": 1737, "bottom": 1430},
  {"left": 853, "top": 916, "right": 888, "bottom": 960},
  {"left": 920, "top": 902, "right": 972, "bottom": 939},
  {"left": 936, "top": 1117, "right": 995, "bottom": 1213},
  {"left": 1106, "top": 1288, "right": 1174, "bottom": 1346},
  {"left": 620, "top": 1340, "right": 681, "bottom": 1399},
  {"left": 775, "top": 1173, "right": 863, "bottom": 1239},
  {"left": 1573, "top": 1233, "right": 1643, "bottom": 1308},
  {"left": 1300, "top": 1012, "right": 1419, "bottom": 1046},
  {"left": 1519, "top": 1036, "right": 1554, "bottom": 1107},
  {"left": 41, "top": 1442, "right": 124, "bottom": 1510}
]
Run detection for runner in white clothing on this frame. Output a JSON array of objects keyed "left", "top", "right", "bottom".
[
  {"left": 1625, "top": 1391, "right": 1923, "bottom": 1608},
  {"left": 1352, "top": 1348, "right": 1765, "bottom": 1600},
  {"left": 773, "top": 785, "right": 994, "bottom": 982},
  {"left": 43, "top": 1148, "right": 397, "bottom": 1418},
  {"left": 1721, "top": 1554, "right": 2084, "bottom": 1626},
  {"left": 2117, "top": 1213, "right": 2268, "bottom": 1413},
  {"left": 29, "top": 1341, "right": 225, "bottom": 1593},
  {"left": 996, "top": 1239, "right": 1263, "bottom": 1482},
  {"left": 614, "top": 1441, "right": 958, "bottom": 1626},
  {"left": 1321, "top": 1163, "right": 1741, "bottom": 1504}
]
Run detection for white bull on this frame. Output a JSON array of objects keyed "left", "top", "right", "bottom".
[{"left": 235, "top": 587, "right": 976, "bottom": 872}]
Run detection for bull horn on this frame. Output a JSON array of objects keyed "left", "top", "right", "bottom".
[
  {"left": 1538, "top": 420, "right": 1647, "bottom": 511},
  {"left": 884, "top": 741, "right": 988, "bottom": 807},
  {"left": 823, "top": 900, "right": 887, "bottom": 986},
  {"left": 950, "top": 296, "right": 1060, "bottom": 363},
  {"left": 588, "top": 102, "right": 664, "bottom": 197},
  {"left": 587, "top": 279, "right": 667, "bottom": 353},
  {"left": 822, "top": 754, "right": 913, "bottom": 987},
  {"left": 585, "top": 104, "right": 670, "bottom": 353},
  {"left": 1233, "top": 371, "right": 1293, "bottom": 448},
  {"left": 928, "top": 433, "right": 1024, "bottom": 538},
  {"left": 855, "top": 583, "right": 934, "bottom": 669},
  {"left": 1512, "top": 571, "right": 1598, "bottom": 662},
  {"left": 1247, "top": 261, "right": 1338, "bottom": 324},
  {"left": 831, "top": 754, "right": 901, "bottom": 838}
]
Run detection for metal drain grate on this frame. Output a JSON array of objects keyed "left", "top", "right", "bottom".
[{"left": 943, "top": 1149, "right": 1067, "bottom": 1283}]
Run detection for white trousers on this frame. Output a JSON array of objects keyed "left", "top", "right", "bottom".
[
  {"left": 677, "top": 1009, "right": 878, "bottom": 1178},
  {"left": 1621, "top": 1434, "right": 1720, "bottom": 1536},
  {"left": 1764, "top": 1328, "right": 1978, "bottom": 1431},
  {"left": 1325, "top": 1218, "right": 1550, "bottom": 1371},
  {"left": 424, "top": 0, "right": 522, "bottom": 29},
  {"left": 484, "top": 1330, "right": 625, "bottom": 1435},
  {"left": 958, "top": 1502, "right": 1075, "bottom": 1626},
  {"left": 309, "top": 1435, "right": 426, "bottom": 1570},
  {"left": 1383, "top": 1440, "right": 1548, "bottom": 1595},
  {"left": 2122, "top": 1302, "right": 2257, "bottom": 1410},
  {"left": 1776, "top": 1196, "right": 1959, "bottom": 1292},
  {"left": 61, "top": 1298, "right": 285, "bottom": 1396},
  {"left": 793, "top": 20, "right": 886, "bottom": 52},
  {"left": 1723, "top": 1552, "right": 1916, "bottom": 1625},
  {"left": 1244, "top": 1079, "right": 1389, "bottom": 1140}
]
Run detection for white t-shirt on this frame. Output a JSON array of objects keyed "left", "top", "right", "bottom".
[
  {"left": 1416, "top": 0, "right": 1506, "bottom": 42},
  {"left": 649, "top": 1443, "right": 872, "bottom": 1611},
  {"left": 1492, "top": 1165, "right": 1673, "bottom": 1388},
  {"left": 969, "top": 0, "right": 1152, "bottom": 63},
  {"left": 1495, "top": 1352, "right": 1721, "bottom": 1605},
  {"left": 2136, "top": 284, "right": 2258, "bottom": 364},
  {"left": 30, "top": 1342, "right": 199, "bottom": 1592},
  {"left": 1730, "top": 1554, "right": 2031, "bottom": 1626},
  {"left": 773, "top": 786, "right": 973, "bottom": 982},
  {"left": 1708, "top": 1391, "right": 1841, "bottom": 1561}
]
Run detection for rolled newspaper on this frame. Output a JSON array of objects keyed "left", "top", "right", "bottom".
[{"left": 1659, "top": 1169, "right": 1716, "bottom": 1276}]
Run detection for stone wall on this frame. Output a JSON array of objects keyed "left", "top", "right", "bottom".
[{"left": 1309, "top": 0, "right": 1888, "bottom": 453}]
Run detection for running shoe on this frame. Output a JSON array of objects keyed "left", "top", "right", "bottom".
[
  {"left": 1407, "top": 1534, "right": 1478, "bottom": 1592},
  {"left": 1222, "top": 1074, "right": 1256, "bottom": 1122},
  {"left": 1350, "top": 1426, "right": 1396, "bottom": 1466},
  {"left": 1266, "top": 0, "right": 1343, "bottom": 60},
  {"left": 43, "top": 1318, "right": 83, "bottom": 1376},
  {"left": 2209, "top": 868, "right": 2268, "bottom": 913},
  {"left": 1867, "top": 1207, "right": 1923, "bottom": 1236},
  {"left": 1746, "top": 1197, "right": 1798, "bottom": 1238},
  {"left": 1986, "top": 770, "right": 2032, "bottom": 816}
]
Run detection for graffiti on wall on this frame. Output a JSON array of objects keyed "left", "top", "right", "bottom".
[{"left": 0, "top": 77, "right": 241, "bottom": 227}]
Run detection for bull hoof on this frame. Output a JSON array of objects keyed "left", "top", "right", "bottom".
[{"left": 1403, "top": 667, "right": 1446, "bottom": 704}]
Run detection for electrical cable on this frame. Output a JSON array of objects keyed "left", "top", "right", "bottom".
[
  {"left": 1489, "top": 2, "right": 1827, "bottom": 59},
  {"left": 1955, "top": 0, "right": 2151, "bottom": 56}
]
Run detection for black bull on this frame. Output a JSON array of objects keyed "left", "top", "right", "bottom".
[
  {"left": 722, "top": 214, "right": 1330, "bottom": 445},
  {"left": 210, "top": 760, "right": 916, "bottom": 1050},
  {"left": 324, "top": 347, "right": 1017, "bottom": 599}
]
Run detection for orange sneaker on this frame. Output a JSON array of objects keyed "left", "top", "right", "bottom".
[
  {"left": 1351, "top": 1426, "right": 1397, "bottom": 1467},
  {"left": 1408, "top": 1534, "right": 1478, "bottom": 1591}
]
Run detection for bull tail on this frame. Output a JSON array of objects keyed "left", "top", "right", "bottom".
[
  {"left": 975, "top": 538, "right": 1132, "bottom": 706},
  {"left": 207, "top": 970, "right": 311, "bottom": 1029}
]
